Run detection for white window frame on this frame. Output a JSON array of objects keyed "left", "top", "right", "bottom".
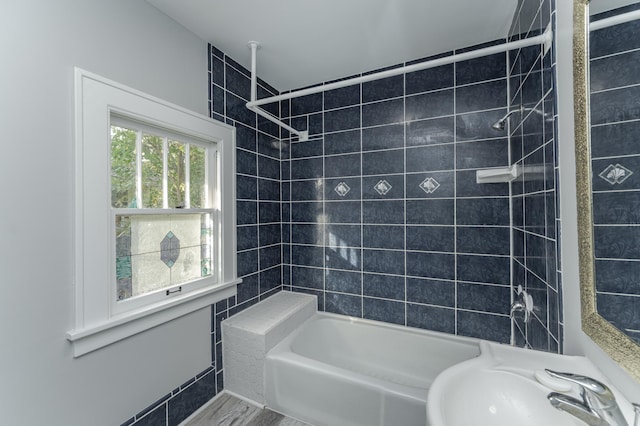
[{"left": 67, "top": 68, "right": 239, "bottom": 357}]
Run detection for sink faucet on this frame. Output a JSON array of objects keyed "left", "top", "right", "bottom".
[{"left": 545, "top": 370, "right": 628, "bottom": 426}]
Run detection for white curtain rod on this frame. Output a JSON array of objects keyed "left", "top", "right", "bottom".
[
  {"left": 590, "top": 9, "right": 640, "bottom": 31},
  {"left": 247, "top": 25, "right": 553, "bottom": 141}
]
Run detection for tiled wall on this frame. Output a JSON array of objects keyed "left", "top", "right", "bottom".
[
  {"left": 279, "top": 46, "right": 518, "bottom": 342},
  {"left": 590, "top": 5, "right": 640, "bottom": 344},
  {"left": 507, "top": 0, "right": 562, "bottom": 352},
  {"left": 120, "top": 44, "right": 286, "bottom": 426}
]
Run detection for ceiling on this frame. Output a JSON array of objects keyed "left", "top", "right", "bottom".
[
  {"left": 590, "top": 0, "right": 638, "bottom": 14},
  {"left": 147, "top": 0, "right": 519, "bottom": 92}
]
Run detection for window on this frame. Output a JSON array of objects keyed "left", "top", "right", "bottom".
[{"left": 68, "top": 68, "right": 238, "bottom": 357}]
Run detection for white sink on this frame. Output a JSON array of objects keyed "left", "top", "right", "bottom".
[{"left": 427, "top": 341, "right": 634, "bottom": 426}]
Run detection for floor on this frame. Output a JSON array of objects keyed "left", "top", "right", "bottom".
[{"left": 183, "top": 393, "right": 311, "bottom": 426}]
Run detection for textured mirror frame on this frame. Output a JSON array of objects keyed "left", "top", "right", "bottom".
[{"left": 574, "top": 0, "right": 640, "bottom": 381}]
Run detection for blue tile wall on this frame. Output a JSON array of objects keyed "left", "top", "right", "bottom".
[
  {"left": 122, "top": 44, "right": 285, "bottom": 426},
  {"left": 590, "top": 8, "right": 640, "bottom": 345},
  {"left": 508, "top": 0, "right": 562, "bottom": 352}
]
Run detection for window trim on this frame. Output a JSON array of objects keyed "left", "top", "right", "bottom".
[{"left": 68, "top": 68, "right": 238, "bottom": 357}]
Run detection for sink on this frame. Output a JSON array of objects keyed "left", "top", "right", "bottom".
[{"left": 427, "top": 341, "right": 634, "bottom": 426}]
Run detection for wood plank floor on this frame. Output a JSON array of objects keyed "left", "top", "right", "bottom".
[{"left": 183, "top": 393, "right": 311, "bottom": 426}]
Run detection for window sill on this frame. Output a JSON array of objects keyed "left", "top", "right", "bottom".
[{"left": 66, "top": 279, "right": 240, "bottom": 357}]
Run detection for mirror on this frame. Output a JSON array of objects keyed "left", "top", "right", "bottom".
[{"left": 575, "top": 0, "right": 640, "bottom": 380}]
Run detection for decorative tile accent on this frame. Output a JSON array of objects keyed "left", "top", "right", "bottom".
[
  {"left": 419, "top": 177, "right": 441, "bottom": 194},
  {"left": 334, "top": 182, "right": 351, "bottom": 197},
  {"left": 599, "top": 163, "right": 633, "bottom": 185},
  {"left": 161, "top": 231, "right": 180, "bottom": 268},
  {"left": 374, "top": 179, "right": 392, "bottom": 195}
]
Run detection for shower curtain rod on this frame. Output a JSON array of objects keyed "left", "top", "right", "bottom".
[
  {"left": 590, "top": 8, "right": 640, "bottom": 31},
  {"left": 247, "top": 25, "right": 553, "bottom": 142}
]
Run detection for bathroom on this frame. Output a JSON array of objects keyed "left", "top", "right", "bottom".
[{"left": 2, "top": 0, "right": 640, "bottom": 424}]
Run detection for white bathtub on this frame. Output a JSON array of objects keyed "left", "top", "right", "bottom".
[{"left": 265, "top": 312, "right": 481, "bottom": 426}]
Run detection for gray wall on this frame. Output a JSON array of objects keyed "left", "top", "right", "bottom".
[{"left": 0, "top": 2, "right": 214, "bottom": 425}]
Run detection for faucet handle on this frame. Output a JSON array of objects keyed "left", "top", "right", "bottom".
[{"left": 545, "top": 370, "right": 615, "bottom": 402}]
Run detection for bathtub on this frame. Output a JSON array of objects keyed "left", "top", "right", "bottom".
[{"left": 264, "top": 312, "right": 481, "bottom": 426}]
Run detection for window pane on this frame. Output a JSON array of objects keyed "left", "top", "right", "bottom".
[
  {"left": 110, "top": 126, "right": 137, "bottom": 208},
  {"left": 115, "top": 213, "right": 213, "bottom": 302},
  {"left": 168, "top": 140, "right": 186, "bottom": 208},
  {"left": 141, "top": 134, "right": 163, "bottom": 208},
  {"left": 190, "top": 145, "right": 206, "bottom": 208}
]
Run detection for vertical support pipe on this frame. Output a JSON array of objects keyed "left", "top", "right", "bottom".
[{"left": 248, "top": 41, "right": 259, "bottom": 102}]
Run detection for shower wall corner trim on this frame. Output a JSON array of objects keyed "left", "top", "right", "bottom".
[{"left": 245, "top": 26, "right": 553, "bottom": 142}]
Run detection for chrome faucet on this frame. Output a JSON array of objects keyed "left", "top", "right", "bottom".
[
  {"left": 510, "top": 286, "right": 533, "bottom": 323},
  {"left": 545, "top": 370, "right": 628, "bottom": 426}
]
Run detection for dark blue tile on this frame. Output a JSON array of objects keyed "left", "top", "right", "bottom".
[
  {"left": 457, "top": 255, "right": 510, "bottom": 285},
  {"left": 363, "top": 249, "right": 405, "bottom": 275},
  {"left": 524, "top": 193, "right": 546, "bottom": 235},
  {"left": 456, "top": 108, "right": 508, "bottom": 141},
  {"left": 363, "top": 74, "right": 404, "bottom": 103},
  {"left": 592, "top": 156, "right": 640, "bottom": 191},
  {"left": 406, "top": 63, "right": 454, "bottom": 95},
  {"left": 405, "top": 116, "right": 455, "bottom": 147},
  {"left": 362, "top": 98, "right": 405, "bottom": 127},
  {"left": 237, "top": 249, "right": 258, "bottom": 277},
  {"left": 455, "top": 79, "right": 507, "bottom": 114},
  {"left": 407, "top": 304, "right": 455, "bottom": 334},
  {"left": 362, "top": 149, "right": 404, "bottom": 175},
  {"left": 595, "top": 226, "right": 640, "bottom": 259},
  {"left": 591, "top": 50, "right": 640, "bottom": 92},
  {"left": 591, "top": 121, "right": 640, "bottom": 158},
  {"left": 405, "top": 89, "right": 454, "bottom": 121},
  {"left": 325, "top": 245, "right": 361, "bottom": 271},
  {"left": 236, "top": 273, "right": 259, "bottom": 304},
  {"left": 257, "top": 132, "right": 282, "bottom": 160},
  {"left": 406, "top": 172, "right": 454, "bottom": 199},
  {"left": 290, "top": 201, "right": 323, "bottom": 222},
  {"left": 456, "top": 198, "right": 510, "bottom": 225},
  {"left": 258, "top": 202, "right": 280, "bottom": 224},
  {"left": 456, "top": 226, "right": 510, "bottom": 255},
  {"left": 212, "top": 56, "right": 224, "bottom": 86},
  {"left": 324, "top": 177, "right": 361, "bottom": 200},
  {"left": 260, "top": 266, "right": 282, "bottom": 293},
  {"left": 133, "top": 404, "right": 166, "bottom": 426},
  {"left": 309, "top": 112, "right": 323, "bottom": 135},
  {"left": 292, "top": 138, "right": 324, "bottom": 158},
  {"left": 291, "top": 244, "right": 324, "bottom": 267},
  {"left": 237, "top": 149, "right": 257, "bottom": 175},
  {"left": 362, "top": 225, "right": 404, "bottom": 250},
  {"left": 363, "top": 273, "right": 405, "bottom": 300},
  {"left": 290, "top": 180, "right": 323, "bottom": 201},
  {"left": 457, "top": 311, "right": 510, "bottom": 343},
  {"left": 406, "top": 144, "right": 454, "bottom": 172},
  {"left": 590, "top": 19, "right": 640, "bottom": 59},
  {"left": 456, "top": 52, "right": 506, "bottom": 85},
  {"left": 325, "top": 269, "right": 362, "bottom": 294},
  {"left": 526, "top": 233, "right": 548, "bottom": 279},
  {"left": 325, "top": 200, "right": 362, "bottom": 223},
  {"left": 455, "top": 170, "right": 509, "bottom": 197},
  {"left": 406, "top": 251, "right": 455, "bottom": 280},
  {"left": 457, "top": 282, "right": 510, "bottom": 314},
  {"left": 291, "top": 157, "right": 323, "bottom": 180},
  {"left": 291, "top": 92, "right": 323, "bottom": 115},
  {"left": 324, "top": 106, "right": 361, "bottom": 132},
  {"left": 291, "top": 266, "right": 324, "bottom": 290},
  {"left": 406, "top": 225, "right": 454, "bottom": 252},
  {"left": 326, "top": 224, "right": 361, "bottom": 248},
  {"left": 225, "top": 64, "right": 251, "bottom": 100},
  {"left": 362, "top": 124, "right": 404, "bottom": 151},
  {"left": 363, "top": 200, "right": 404, "bottom": 224},
  {"left": 591, "top": 85, "right": 640, "bottom": 125},
  {"left": 595, "top": 259, "right": 640, "bottom": 294},
  {"left": 212, "top": 85, "right": 224, "bottom": 115},
  {"left": 363, "top": 297, "right": 405, "bottom": 325},
  {"left": 456, "top": 139, "right": 509, "bottom": 169},
  {"left": 362, "top": 175, "right": 405, "bottom": 199},
  {"left": 325, "top": 292, "right": 362, "bottom": 317},
  {"left": 325, "top": 153, "right": 361, "bottom": 177},
  {"left": 237, "top": 201, "right": 257, "bottom": 225},
  {"left": 236, "top": 175, "right": 257, "bottom": 200},
  {"left": 167, "top": 370, "right": 216, "bottom": 426},
  {"left": 237, "top": 225, "right": 258, "bottom": 251},
  {"left": 407, "top": 277, "right": 455, "bottom": 307},
  {"left": 527, "top": 316, "right": 550, "bottom": 352},
  {"left": 324, "top": 130, "right": 361, "bottom": 155},
  {"left": 324, "top": 84, "right": 361, "bottom": 110},
  {"left": 597, "top": 293, "right": 640, "bottom": 332},
  {"left": 291, "top": 223, "right": 324, "bottom": 245},
  {"left": 406, "top": 199, "right": 454, "bottom": 225},
  {"left": 258, "top": 178, "right": 280, "bottom": 201},
  {"left": 258, "top": 155, "right": 280, "bottom": 180},
  {"left": 225, "top": 92, "right": 255, "bottom": 128}
]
